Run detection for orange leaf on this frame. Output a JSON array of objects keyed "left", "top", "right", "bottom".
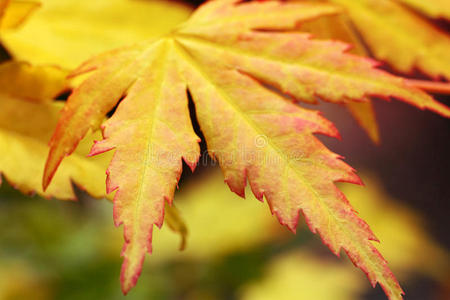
[
  {"left": 44, "top": 0, "right": 450, "bottom": 297},
  {"left": 285, "top": 12, "right": 380, "bottom": 142},
  {"left": 87, "top": 42, "right": 200, "bottom": 293}
]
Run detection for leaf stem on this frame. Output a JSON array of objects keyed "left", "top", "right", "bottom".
[{"left": 406, "top": 79, "right": 450, "bottom": 95}]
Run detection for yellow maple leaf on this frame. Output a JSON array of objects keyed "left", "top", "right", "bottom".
[
  {"left": 326, "top": 0, "right": 450, "bottom": 79},
  {"left": 1, "top": 0, "right": 193, "bottom": 68},
  {"left": 0, "top": 61, "right": 111, "bottom": 199}
]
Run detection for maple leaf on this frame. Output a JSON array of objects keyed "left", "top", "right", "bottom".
[
  {"left": 323, "top": 0, "right": 450, "bottom": 79},
  {"left": 0, "top": 61, "right": 110, "bottom": 199},
  {"left": 298, "top": 13, "right": 380, "bottom": 142},
  {"left": 293, "top": 0, "right": 450, "bottom": 140},
  {"left": 43, "top": 0, "right": 450, "bottom": 297},
  {"left": 2, "top": 0, "right": 193, "bottom": 68}
]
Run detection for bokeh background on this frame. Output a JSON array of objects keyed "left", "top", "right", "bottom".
[{"left": 0, "top": 0, "right": 449, "bottom": 299}]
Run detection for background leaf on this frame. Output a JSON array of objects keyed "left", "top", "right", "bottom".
[
  {"left": 0, "top": 61, "right": 111, "bottom": 199},
  {"left": 1, "top": 0, "right": 193, "bottom": 68},
  {"left": 0, "top": 0, "right": 40, "bottom": 30}
]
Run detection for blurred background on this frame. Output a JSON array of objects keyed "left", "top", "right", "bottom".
[{"left": 0, "top": 0, "right": 449, "bottom": 299}]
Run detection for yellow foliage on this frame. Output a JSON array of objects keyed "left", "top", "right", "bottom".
[
  {"left": 0, "top": 61, "right": 67, "bottom": 102},
  {"left": 0, "top": 1, "right": 446, "bottom": 297},
  {"left": 2, "top": 0, "right": 193, "bottom": 68},
  {"left": 329, "top": 0, "right": 450, "bottom": 79},
  {"left": 0, "top": 0, "right": 40, "bottom": 30},
  {"left": 241, "top": 251, "right": 365, "bottom": 300},
  {"left": 0, "top": 97, "right": 110, "bottom": 199},
  {"left": 293, "top": 0, "right": 450, "bottom": 79},
  {"left": 0, "top": 61, "right": 111, "bottom": 199}
]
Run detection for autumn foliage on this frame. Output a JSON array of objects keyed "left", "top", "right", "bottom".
[{"left": 1, "top": 0, "right": 449, "bottom": 299}]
